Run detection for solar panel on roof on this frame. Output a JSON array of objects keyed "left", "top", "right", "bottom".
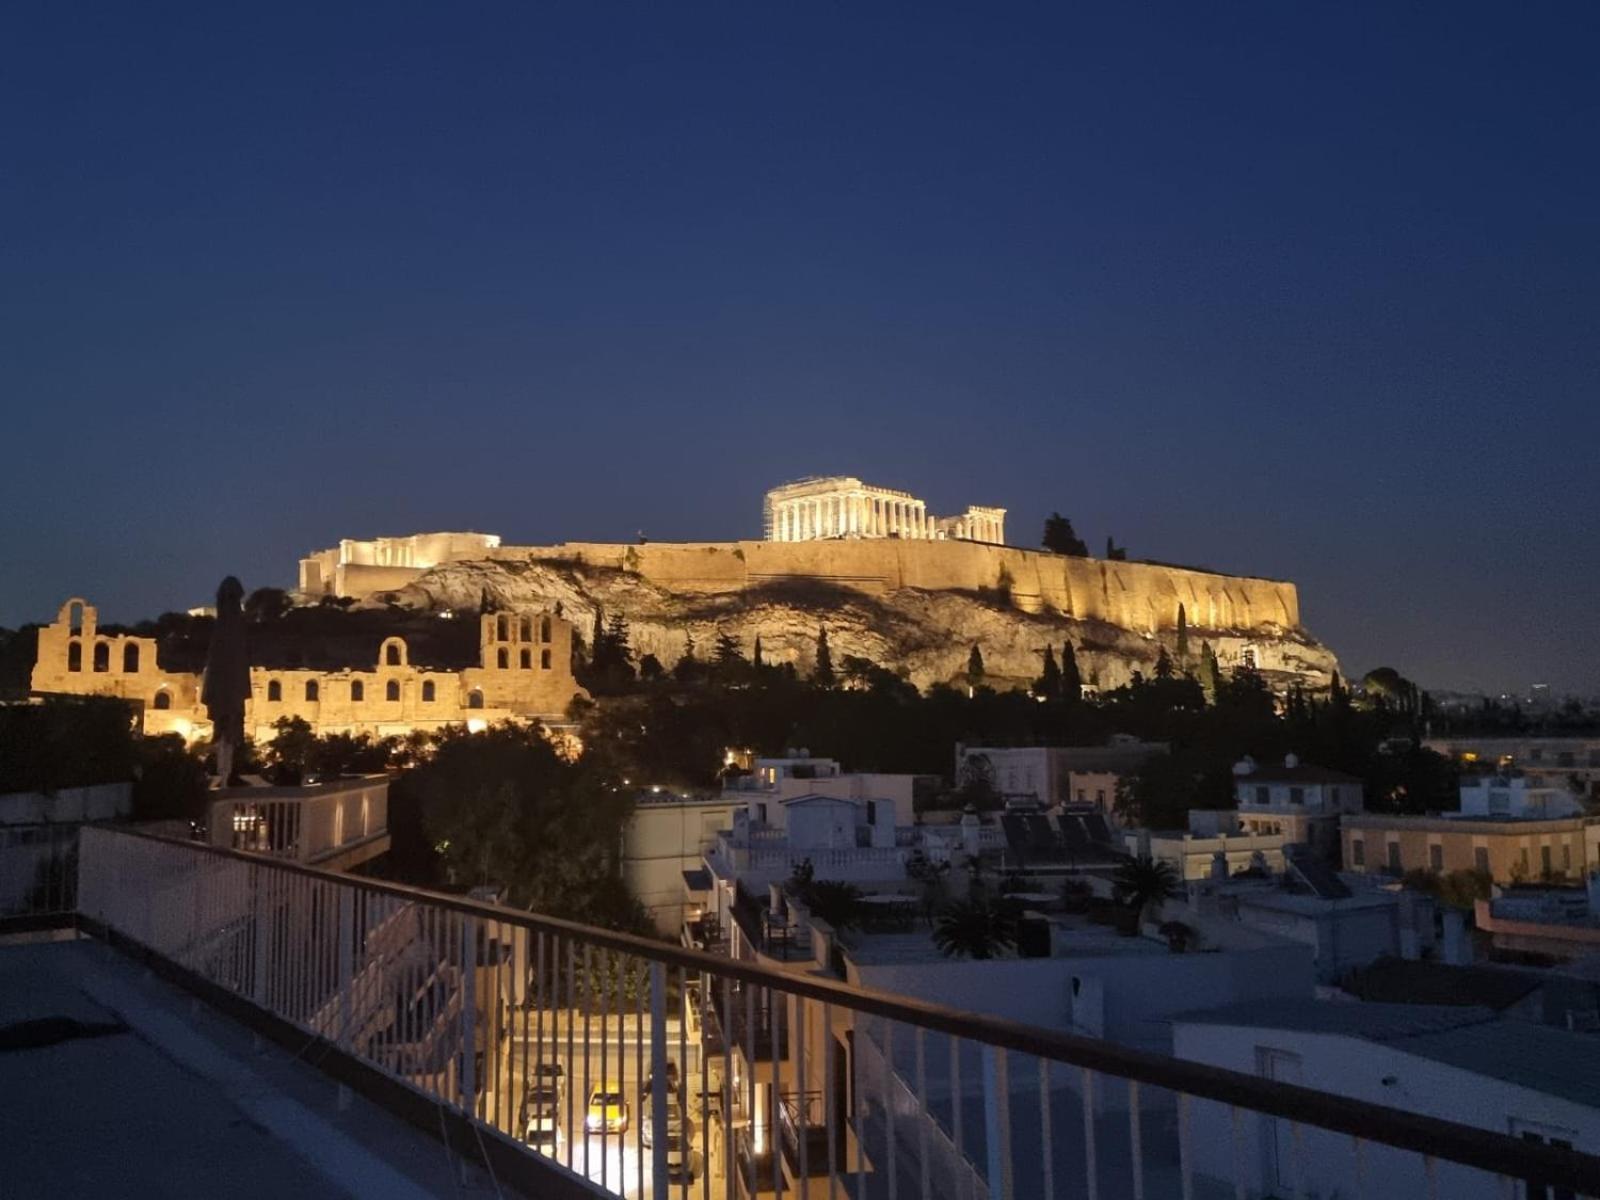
[
  {"left": 1288, "top": 851, "right": 1353, "bottom": 899},
  {"left": 1024, "top": 814, "right": 1062, "bottom": 856},
  {"left": 1081, "top": 814, "right": 1113, "bottom": 844},
  {"left": 1057, "top": 816, "right": 1091, "bottom": 852},
  {"left": 1000, "top": 814, "right": 1031, "bottom": 852}
]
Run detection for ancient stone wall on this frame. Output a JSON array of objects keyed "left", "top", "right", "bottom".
[
  {"left": 30, "top": 598, "right": 586, "bottom": 743},
  {"left": 483, "top": 539, "right": 1302, "bottom": 637}
]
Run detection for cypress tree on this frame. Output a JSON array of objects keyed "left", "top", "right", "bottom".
[
  {"left": 967, "top": 644, "right": 986, "bottom": 689},
  {"left": 1035, "top": 645, "right": 1060, "bottom": 698},
  {"left": 753, "top": 634, "right": 764, "bottom": 667},
  {"left": 1061, "top": 641, "right": 1083, "bottom": 703},
  {"left": 1175, "top": 604, "right": 1189, "bottom": 662},
  {"left": 814, "top": 627, "right": 835, "bottom": 687}
]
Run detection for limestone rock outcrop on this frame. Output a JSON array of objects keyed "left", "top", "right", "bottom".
[{"left": 376, "top": 551, "right": 1338, "bottom": 694}]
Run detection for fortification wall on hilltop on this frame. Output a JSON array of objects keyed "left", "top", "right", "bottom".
[{"left": 478, "top": 539, "right": 1302, "bottom": 636}]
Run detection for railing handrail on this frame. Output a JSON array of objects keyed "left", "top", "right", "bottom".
[{"left": 79, "top": 823, "right": 1600, "bottom": 1191}]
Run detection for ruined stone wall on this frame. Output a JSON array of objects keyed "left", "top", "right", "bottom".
[
  {"left": 31, "top": 598, "right": 586, "bottom": 743},
  {"left": 484, "top": 539, "right": 1303, "bottom": 637}
]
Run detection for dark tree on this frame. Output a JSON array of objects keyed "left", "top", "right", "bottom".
[
  {"left": 1034, "top": 645, "right": 1060, "bottom": 698},
  {"left": 752, "top": 635, "right": 764, "bottom": 667},
  {"left": 1042, "top": 513, "right": 1089, "bottom": 556},
  {"left": 1175, "top": 604, "right": 1189, "bottom": 662},
  {"left": 967, "top": 644, "right": 986, "bottom": 689},
  {"left": 814, "top": 627, "right": 835, "bottom": 687},
  {"left": 1061, "top": 641, "right": 1083, "bottom": 703},
  {"left": 1153, "top": 645, "right": 1174, "bottom": 680},
  {"left": 1105, "top": 537, "right": 1127, "bottom": 561}
]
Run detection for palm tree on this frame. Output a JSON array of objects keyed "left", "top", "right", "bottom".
[
  {"left": 1112, "top": 854, "right": 1182, "bottom": 921},
  {"left": 933, "top": 898, "right": 1019, "bottom": 960}
]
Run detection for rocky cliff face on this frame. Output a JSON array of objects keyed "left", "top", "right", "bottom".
[{"left": 376, "top": 557, "right": 1338, "bottom": 693}]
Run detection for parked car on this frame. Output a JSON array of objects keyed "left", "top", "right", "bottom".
[
  {"left": 585, "top": 1083, "right": 629, "bottom": 1134},
  {"left": 520, "top": 1084, "right": 561, "bottom": 1151},
  {"left": 641, "top": 1059, "right": 680, "bottom": 1097},
  {"left": 642, "top": 1098, "right": 691, "bottom": 1149}
]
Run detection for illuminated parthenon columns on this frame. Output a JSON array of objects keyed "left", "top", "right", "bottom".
[{"left": 764, "top": 477, "right": 1002, "bottom": 544}]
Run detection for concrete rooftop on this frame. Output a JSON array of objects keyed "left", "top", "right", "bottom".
[{"left": 0, "top": 935, "right": 537, "bottom": 1200}]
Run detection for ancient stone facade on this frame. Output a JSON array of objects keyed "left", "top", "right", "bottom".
[
  {"left": 763, "top": 476, "right": 1005, "bottom": 544},
  {"left": 30, "top": 598, "right": 584, "bottom": 744},
  {"left": 299, "top": 531, "right": 500, "bottom": 598}
]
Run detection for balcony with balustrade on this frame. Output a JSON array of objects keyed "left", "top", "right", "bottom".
[{"left": 3, "top": 823, "right": 1597, "bottom": 1200}]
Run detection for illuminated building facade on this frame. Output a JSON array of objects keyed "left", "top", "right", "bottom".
[
  {"left": 30, "top": 598, "right": 585, "bottom": 743},
  {"left": 763, "top": 476, "right": 1006, "bottom": 544}
]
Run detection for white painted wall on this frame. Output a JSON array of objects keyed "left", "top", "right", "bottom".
[
  {"left": 850, "top": 942, "right": 1315, "bottom": 1053},
  {"left": 1173, "top": 1022, "right": 1600, "bottom": 1199}
]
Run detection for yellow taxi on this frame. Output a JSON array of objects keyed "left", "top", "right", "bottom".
[{"left": 585, "top": 1083, "right": 629, "bottom": 1134}]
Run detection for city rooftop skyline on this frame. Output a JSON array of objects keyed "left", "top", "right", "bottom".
[{"left": 1, "top": 3, "right": 1595, "bottom": 696}]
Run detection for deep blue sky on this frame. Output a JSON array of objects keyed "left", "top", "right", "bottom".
[{"left": 3, "top": 4, "right": 1596, "bottom": 695}]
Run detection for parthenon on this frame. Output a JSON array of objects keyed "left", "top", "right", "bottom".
[{"left": 763, "top": 476, "right": 1006, "bottom": 544}]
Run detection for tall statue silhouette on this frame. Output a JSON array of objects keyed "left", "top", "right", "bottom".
[{"left": 201, "top": 576, "right": 250, "bottom": 786}]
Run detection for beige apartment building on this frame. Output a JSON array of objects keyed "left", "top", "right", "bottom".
[{"left": 1342, "top": 813, "right": 1600, "bottom": 884}]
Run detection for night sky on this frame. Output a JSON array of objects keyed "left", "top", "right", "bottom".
[{"left": 3, "top": 4, "right": 1596, "bottom": 695}]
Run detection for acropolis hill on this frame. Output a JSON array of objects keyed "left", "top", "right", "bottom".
[{"left": 299, "top": 478, "right": 1338, "bottom": 693}]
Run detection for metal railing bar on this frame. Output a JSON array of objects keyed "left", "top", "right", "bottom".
[{"left": 72, "top": 827, "right": 1600, "bottom": 1193}]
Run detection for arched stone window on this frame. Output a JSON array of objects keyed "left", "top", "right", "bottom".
[
  {"left": 351, "top": 681, "right": 364, "bottom": 702},
  {"left": 305, "top": 680, "right": 319, "bottom": 702},
  {"left": 122, "top": 643, "right": 140, "bottom": 673},
  {"left": 386, "top": 680, "right": 400, "bottom": 702},
  {"left": 267, "top": 679, "right": 282, "bottom": 702},
  {"left": 93, "top": 642, "right": 110, "bottom": 672},
  {"left": 67, "top": 641, "right": 82, "bottom": 672},
  {"left": 152, "top": 690, "right": 171, "bottom": 710},
  {"left": 422, "top": 680, "right": 435, "bottom": 703},
  {"left": 496, "top": 614, "right": 509, "bottom": 641},
  {"left": 386, "top": 643, "right": 401, "bottom": 666},
  {"left": 520, "top": 648, "right": 531, "bottom": 669},
  {"left": 520, "top": 616, "right": 532, "bottom": 641},
  {"left": 497, "top": 647, "right": 509, "bottom": 669},
  {"left": 541, "top": 649, "right": 552, "bottom": 670},
  {"left": 540, "top": 617, "right": 552, "bottom": 643},
  {"left": 68, "top": 601, "right": 85, "bottom": 632},
  {"left": 468, "top": 689, "right": 484, "bottom": 710}
]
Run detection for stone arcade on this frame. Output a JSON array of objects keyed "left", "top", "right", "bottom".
[{"left": 30, "top": 598, "right": 586, "bottom": 744}]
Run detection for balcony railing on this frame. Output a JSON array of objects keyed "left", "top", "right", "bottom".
[{"left": 37, "top": 825, "right": 1600, "bottom": 1200}]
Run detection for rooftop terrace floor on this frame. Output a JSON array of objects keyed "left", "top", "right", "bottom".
[{"left": 0, "top": 935, "right": 531, "bottom": 1200}]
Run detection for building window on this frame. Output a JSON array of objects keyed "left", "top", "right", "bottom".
[
  {"left": 1529, "top": 747, "right": 1543, "bottom": 762},
  {"left": 1351, "top": 838, "right": 1364, "bottom": 867},
  {"left": 1387, "top": 841, "right": 1401, "bottom": 872},
  {"left": 1563, "top": 842, "right": 1572, "bottom": 871},
  {"left": 1429, "top": 843, "right": 1443, "bottom": 871},
  {"left": 67, "top": 641, "right": 82, "bottom": 672},
  {"left": 1557, "top": 752, "right": 1575, "bottom": 768},
  {"left": 540, "top": 649, "right": 551, "bottom": 670},
  {"left": 93, "top": 642, "right": 110, "bottom": 672},
  {"left": 153, "top": 691, "right": 171, "bottom": 711},
  {"left": 351, "top": 681, "right": 364, "bottom": 702},
  {"left": 496, "top": 615, "right": 509, "bottom": 641},
  {"left": 1253, "top": 786, "right": 1268, "bottom": 806},
  {"left": 1541, "top": 845, "right": 1552, "bottom": 877},
  {"left": 520, "top": 648, "right": 531, "bottom": 669},
  {"left": 497, "top": 647, "right": 509, "bottom": 669},
  {"left": 267, "top": 680, "right": 282, "bottom": 702},
  {"left": 468, "top": 689, "right": 483, "bottom": 710},
  {"left": 541, "top": 617, "right": 552, "bottom": 643},
  {"left": 305, "top": 680, "right": 319, "bottom": 702},
  {"left": 1289, "top": 787, "right": 1305, "bottom": 806},
  {"left": 520, "top": 617, "right": 532, "bottom": 641},
  {"left": 386, "top": 680, "right": 400, "bottom": 702},
  {"left": 122, "top": 644, "right": 139, "bottom": 673},
  {"left": 386, "top": 643, "right": 401, "bottom": 666},
  {"left": 1241, "top": 647, "right": 1258, "bottom": 670},
  {"left": 1095, "top": 789, "right": 1105, "bottom": 806},
  {"left": 422, "top": 680, "right": 435, "bottom": 702},
  {"left": 1474, "top": 846, "right": 1490, "bottom": 874}
]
